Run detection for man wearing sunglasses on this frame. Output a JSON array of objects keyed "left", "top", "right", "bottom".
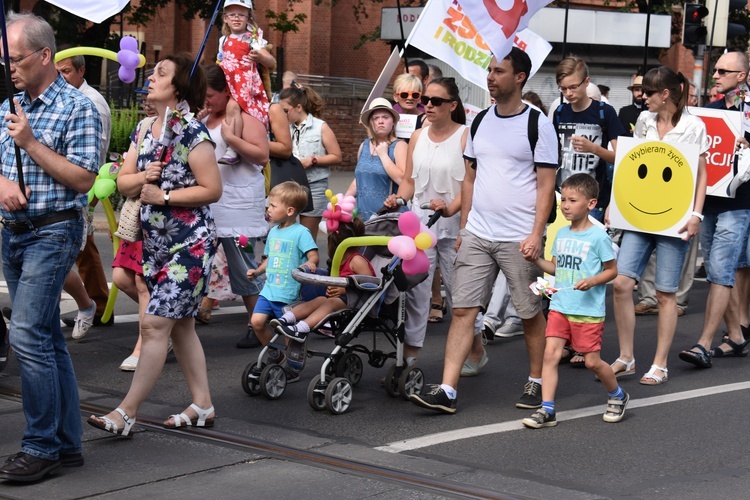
[
  {"left": 678, "top": 51, "right": 750, "bottom": 369},
  {"left": 0, "top": 13, "right": 101, "bottom": 482},
  {"left": 410, "top": 48, "right": 558, "bottom": 414}
]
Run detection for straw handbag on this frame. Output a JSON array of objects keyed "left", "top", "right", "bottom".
[{"left": 114, "top": 117, "right": 157, "bottom": 242}]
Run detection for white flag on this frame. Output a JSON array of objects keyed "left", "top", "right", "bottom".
[
  {"left": 46, "top": 0, "right": 130, "bottom": 24},
  {"left": 405, "top": 0, "right": 551, "bottom": 90},
  {"left": 457, "top": 0, "right": 553, "bottom": 63}
]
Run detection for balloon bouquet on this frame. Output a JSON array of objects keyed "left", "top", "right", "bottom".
[{"left": 387, "top": 211, "right": 436, "bottom": 276}]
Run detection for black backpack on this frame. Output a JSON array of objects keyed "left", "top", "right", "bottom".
[{"left": 469, "top": 105, "right": 556, "bottom": 223}]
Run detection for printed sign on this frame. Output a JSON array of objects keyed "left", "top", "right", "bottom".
[{"left": 687, "top": 106, "right": 742, "bottom": 198}]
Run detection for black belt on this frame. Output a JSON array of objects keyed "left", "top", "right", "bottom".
[{"left": 2, "top": 209, "right": 79, "bottom": 234}]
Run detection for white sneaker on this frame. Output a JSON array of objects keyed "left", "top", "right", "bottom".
[
  {"left": 119, "top": 355, "right": 138, "bottom": 371},
  {"left": 495, "top": 320, "right": 524, "bottom": 338},
  {"left": 72, "top": 301, "right": 96, "bottom": 340}
]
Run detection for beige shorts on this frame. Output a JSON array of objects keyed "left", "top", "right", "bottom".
[{"left": 451, "top": 230, "right": 542, "bottom": 319}]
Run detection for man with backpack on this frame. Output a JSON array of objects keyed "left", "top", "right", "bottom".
[
  {"left": 410, "top": 48, "right": 558, "bottom": 414},
  {"left": 553, "top": 56, "right": 625, "bottom": 222}
]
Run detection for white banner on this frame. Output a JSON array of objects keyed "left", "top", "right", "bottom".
[
  {"left": 457, "top": 0, "right": 554, "bottom": 63},
  {"left": 46, "top": 0, "right": 130, "bottom": 24},
  {"left": 405, "top": 0, "right": 551, "bottom": 90}
]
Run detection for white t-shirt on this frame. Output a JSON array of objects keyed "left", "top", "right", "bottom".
[{"left": 464, "top": 105, "right": 558, "bottom": 241}]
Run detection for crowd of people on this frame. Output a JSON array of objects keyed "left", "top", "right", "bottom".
[{"left": 0, "top": 1, "right": 749, "bottom": 485}]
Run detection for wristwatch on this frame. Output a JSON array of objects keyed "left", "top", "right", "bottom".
[
  {"left": 163, "top": 189, "right": 171, "bottom": 206},
  {"left": 311, "top": 156, "right": 318, "bottom": 166}
]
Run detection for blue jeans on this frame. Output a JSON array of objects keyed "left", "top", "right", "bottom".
[
  {"left": 2, "top": 217, "right": 84, "bottom": 460},
  {"left": 701, "top": 209, "right": 750, "bottom": 286},
  {"left": 617, "top": 230, "right": 689, "bottom": 293}
]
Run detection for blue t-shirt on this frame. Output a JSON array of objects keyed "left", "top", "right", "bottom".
[
  {"left": 550, "top": 225, "right": 615, "bottom": 318},
  {"left": 554, "top": 100, "right": 625, "bottom": 184},
  {"left": 261, "top": 223, "right": 317, "bottom": 304}
]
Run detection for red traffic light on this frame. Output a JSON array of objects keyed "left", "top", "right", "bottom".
[{"left": 685, "top": 4, "right": 709, "bottom": 23}]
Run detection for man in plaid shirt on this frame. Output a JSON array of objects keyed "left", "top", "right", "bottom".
[{"left": 0, "top": 12, "right": 101, "bottom": 483}]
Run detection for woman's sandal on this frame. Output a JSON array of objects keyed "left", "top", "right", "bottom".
[
  {"left": 711, "top": 338, "right": 749, "bottom": 358},
  {"left": 163, "top": 403, "right": 215, "bottom": 429},
  {"left": 428, "top": 303, "right": 443, "bottom": 323},
  {"left": 679, "top": 344, "right": 712, "bottom": 368},
  {"left": 610, "top": 358, "right": 636, "bottom": 378},
  {"left": 640, "top": 364, "right": 668, "bottom": 385},
  {"left": 196, "top": 307, "right": 211, "bottom": 324},
  {"left": 87, "top": 407, "right": 135, "bottom": 437}
]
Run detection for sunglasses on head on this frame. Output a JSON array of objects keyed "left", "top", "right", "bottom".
[
  {"left": 420, "top": 95, "right": 453, "bottom": 107},
  {"left": 398, "top": 91, "right": 421, "bottom": 100}
]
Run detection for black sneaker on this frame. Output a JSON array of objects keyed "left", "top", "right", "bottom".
[
  {"left": 409, "top": 384, "right": 457, "bottom": 414},
  {"left": 515, "top": 381, "right": 542, "bottom": 409},
  {"left": 522, "top": 408, "right": 557, "bottom": 429},
  {"left": 278, "top": 322, "right": 308, "bottom": 343},
  {"left": 603, "top": 392, "right": 630, "bottom": 423},
  {"left": 269, "top": 318, "right": 288, "bottom": 331},
  {"left": 236, "top": 325, "right": 262, "bottom": 348}
]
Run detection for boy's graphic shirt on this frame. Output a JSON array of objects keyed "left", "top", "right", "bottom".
[
  {"left": 261, "top": 222, "right": 317, "bottom": 304},
  {"left": 550, "top": 225, "right": 615, "bottom": 318}
]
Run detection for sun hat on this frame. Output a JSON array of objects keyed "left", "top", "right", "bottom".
[
  {"left": 224, "top": 0, "right": 253, "bottom": 10},
  {"left": 627, "top": 75, "right": 643, "bottom": 90},
  {"left": 360, "top": 97, "right": 400, "bottom": 125}
]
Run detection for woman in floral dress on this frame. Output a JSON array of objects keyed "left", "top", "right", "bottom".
[{"left": 88, "top": 54, "right": 223, "bottom": 437}]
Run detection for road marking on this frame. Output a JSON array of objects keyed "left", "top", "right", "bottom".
[{"left": 376, "top": 381, "right": 750, "bottom": 453}]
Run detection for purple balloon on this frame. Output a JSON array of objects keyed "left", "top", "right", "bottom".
[
  {"left": 118, "top": 66, "right": 136, "bottom": 84},
  {"left": 120, "top": 36, "right": 138, "bottom": 53},
  {"left": 117, "top": 50, "right": 140, "bottom": 69}
]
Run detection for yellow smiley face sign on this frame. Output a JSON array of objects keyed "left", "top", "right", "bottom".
[{"left": 611, "top": 137, "right": 698, "bottom": 236}]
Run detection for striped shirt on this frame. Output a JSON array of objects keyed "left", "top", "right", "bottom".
[{"left": 0, "top": 75, "right": 101, "bottom": 219}]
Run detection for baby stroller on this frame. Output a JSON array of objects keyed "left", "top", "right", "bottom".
[{"left": 300, "top": 209, "right": 441, "bottom": 414}]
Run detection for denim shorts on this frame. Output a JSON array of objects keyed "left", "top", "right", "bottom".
[
  {"left": 616, "top": 231, "right": 689, "bottom": 293},
  {"left": 701, "top": 209, "right": 750, "bottom": 286},
  {"left": 301, "top": 178, "right": 328, "bottom": 218}
]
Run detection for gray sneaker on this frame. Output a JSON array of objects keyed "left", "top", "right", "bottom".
[
  {"left": 72, "top": 301, "right": 96, "bottom": 340},
  {"left": 495, "top": 320, "right": 524, "bottom": 338},
  {"left": 522, "top": 408, "right": 557, "bottom": 429},
  {"left": 603, "top": 392, "right": 630, "bottom": 423}
]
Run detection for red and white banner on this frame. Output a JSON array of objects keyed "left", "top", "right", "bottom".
[
  {"left": 405, "top": 0, "right": 551, "bottom": 90},
  {"left": 46, "top": 0, "right": 130, "bottom": 24},
  {"left": 688, "top": 106, "right": 742, "bottom": 198}
]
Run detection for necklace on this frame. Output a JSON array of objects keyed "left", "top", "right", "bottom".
[{"left": 430, "top": 125, "right": 452, "bottom": 148}]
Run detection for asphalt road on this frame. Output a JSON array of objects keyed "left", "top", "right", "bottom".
[{"left": 2, "top": 229, "right": 750, "bottom": 499}]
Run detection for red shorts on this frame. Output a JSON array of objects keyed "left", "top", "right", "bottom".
[{"left": 546, "top": 310, "right": 604, "bottom": 353}]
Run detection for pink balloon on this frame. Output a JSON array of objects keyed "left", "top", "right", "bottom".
[
  {"left": 398, "top": 211, "right": 421, "bottom": 238},
  {"left": 118, "top": 66, "right": 136, "bottom": 83},
  {"left": 120, "top": 36, "right": 139, "bottom": 52},
  {"left": 402, "top": 250, "right": 430, "bottom": 275},
  {"left": 327, "top": 219, "right": 338, "bottom": 232},
  {"left": 388, "top": 235, "right": 416, "bottom": 260}
]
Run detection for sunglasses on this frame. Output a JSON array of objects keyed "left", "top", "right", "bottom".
[
  {"left": 714, "top": 68, "right": 742, "bottom": 76},
  {"left": 643, "top": 89, "right": 660, "bottom": 97},
  {"left": 397, "top": 91, "right": 421, "bottom": 100},
  {"left": 420, "top": 95, "right": 453, "bottom": 107}
]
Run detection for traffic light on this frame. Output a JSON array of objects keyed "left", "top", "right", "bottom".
[{"left": 683, "top": 3, "right": 709, "bottom": 49}]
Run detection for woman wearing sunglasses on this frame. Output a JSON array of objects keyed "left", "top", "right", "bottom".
[
  {"left": 608, "top": 66, "right": 708, "bottom": 386},
  {"left": 392, "top": 73, "right": 424, "bottom": 139},
  {"left": 385, "top": 77, "right": 469, "bottom": 364}
]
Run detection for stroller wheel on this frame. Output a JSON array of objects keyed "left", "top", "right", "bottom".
[
  {"left": 398, "top": 366, "right": 425, "bottom": 400},
  {"left": 325, "top": 377, "right": 353, "bottom": 414},
  {"left": 307, "top": 375, "right": 327, "bottom": 411},
  {"left": 260, "top": 364, "right": 287, "bottom": 400},
  {"left": 336, "top": 352, "right": 364, "bottom": 386},
  {"left": 241, "top": 362, "right": 263, "bottom": 396},
  {"left": 383, "top": 364, "right": 401, "bottom": 398}
]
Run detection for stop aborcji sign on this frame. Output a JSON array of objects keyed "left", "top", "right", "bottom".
[{"left": 688, "top": 106, "right": 742, "bottom": 198}]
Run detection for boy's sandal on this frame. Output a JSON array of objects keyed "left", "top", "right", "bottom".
[
  {"left": 711, "top": 338, "right": 749, "bottom": 358},
  {"left": 679, "top": 344, "right": 712, "bottom": 368},
  {"left": 640, "top": 364, "right": 668, "bottom": 385},
  {"left": 610, "top": 357, "right": 636, "bottom": 378},
  {"left": 428, "top": 303, "right": 443, "bottom": 323},
  {"left": 569, "top": 351, "right": 586, "bottom": 367}
]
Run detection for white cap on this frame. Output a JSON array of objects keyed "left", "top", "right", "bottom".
[{"left": 224, "top": 0, "right": 253, "bottom": 10}]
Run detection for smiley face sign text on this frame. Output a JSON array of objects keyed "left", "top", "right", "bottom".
[{"left": 610, "top": 137, "right": 699, "bottom": 237}]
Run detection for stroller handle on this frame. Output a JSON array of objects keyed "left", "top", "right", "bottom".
[
  {"left": 375, "top": 197, "right": 406, "bottom": 216},
  {"left": 419, "top": 202, "right": 444, "bottom": 228}
]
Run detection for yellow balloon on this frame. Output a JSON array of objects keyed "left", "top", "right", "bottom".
[
  {"left": 325, "top": 189, "right": 333, "bottom": 199},
  {"left": 414, "top": 233, "right": 431, "bottom": 250},
  {"left": 330, "top": 196, "right": 338, "bottom": 206},
  {"left": 55, "top": 47, "right": 147, "bottom": 68}
]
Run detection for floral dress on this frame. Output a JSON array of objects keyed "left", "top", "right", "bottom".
[
  {"left": 218, "top": 28, "right": 270, "bottom": 129},
  {"left": 133, "top": 115, "right": 217, "bottom": 319}
]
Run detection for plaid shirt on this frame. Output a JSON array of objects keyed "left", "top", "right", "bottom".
[{"left": 0, "top": 75, "right": 101, "bottom": 219}]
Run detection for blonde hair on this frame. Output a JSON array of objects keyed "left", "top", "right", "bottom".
[
  {"left": 393, "top": 73, "right": 423, "bottom": 94},
  {"left": 221, "top": 7, "right": 259, "bottom": 37},
  {"left": 361, "top": 111, "right": 397, "bottom": 145},
  {"left": 269, "top": 181, "right": 309, "bottom": 214},
  {"left": 556, "top": 55, "right": 589, "bottom": 84}
]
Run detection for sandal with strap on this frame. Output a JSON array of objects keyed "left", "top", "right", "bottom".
[
  {"left": 163, "top": 403, "right": 215, "bottom": 429},
  {"left": 679, "top": 344, "right": 712, "bottom": 368},
  {"left": 610, "top": 357, "right": 636, "bottom": 378},
  {"left": 428, "top": 303, "right": 443, "bottom": 323},
  {"left": 640, "top": 364, "right": 668, "bottom": 385},
  {"left": 711, "top": 338, "right": 749, "bottom": 358},
  {"left": 196, "top": 307, "right": 211, "bottom": 324},
  {"left": 87, "top": 407, "right": 135, "bottom": 437}
]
